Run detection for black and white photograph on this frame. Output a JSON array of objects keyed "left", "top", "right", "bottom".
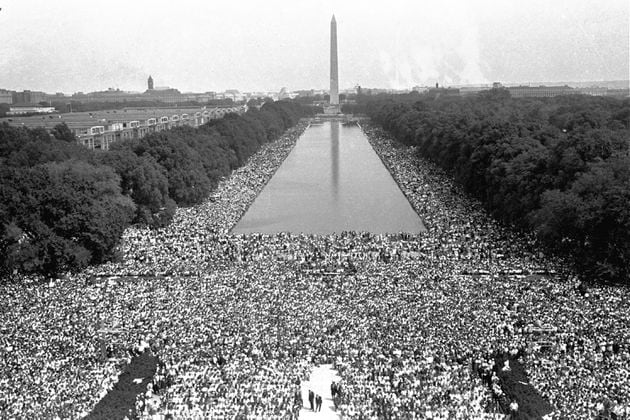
[{"left": 0, "top": 0, "right": 629, "bottom": 418}]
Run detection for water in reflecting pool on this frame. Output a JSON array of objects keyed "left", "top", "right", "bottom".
[{"left": 232, "top": 121, "right": 425, "bottom": 234}]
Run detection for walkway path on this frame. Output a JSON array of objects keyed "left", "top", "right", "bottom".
[{"left": 299, "top": 364, "right": 341, "bottom": 420}]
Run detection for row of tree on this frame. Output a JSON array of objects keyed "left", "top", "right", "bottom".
[
  {"left": 0, "top": 100, "right": 310, "bottom": 279},
  {"left": 364, "top": 90, "right": 630, "bottom": 284}
]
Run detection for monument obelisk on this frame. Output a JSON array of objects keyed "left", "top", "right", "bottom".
[{"left": 328, "top": 14, "right": 340, "bottom": 113}]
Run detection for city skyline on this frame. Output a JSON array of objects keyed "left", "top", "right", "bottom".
[{"left": 0, "top": 0, "right": 628, "bottom": 93}]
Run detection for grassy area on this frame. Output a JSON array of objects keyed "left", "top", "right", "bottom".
[
  {"left": 84, "top": 351, "right": 158, "bottom": 420},
  {"left": 495, "top": 354, "right": 554, "bottom": 419}
]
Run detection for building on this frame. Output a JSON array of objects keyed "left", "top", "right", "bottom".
[
  {"left": 72, "top": 89, "right": 141, "bottom": 103},
  {"left": 221, "top": 89, "right": 245, "bottom": 102},
  {"left": 0, "top": 105, "right": 246, "bottom": 150},
  {"left": 0, "top": 90, "right": 13, "bottom": 104},
  {"left": 43, "top": 92, "right": 70, "bottom": 103},
  {"left": 507, "top": 85, "right": 575, "bottom": 98},
  {"left": 62, "top": 76, "right": 265, "bottom": 107},
  {"left": 412, "top": 86, "right": 429, "bottom": 93},
  {"left": 182, "top": 92, "right": 216, "bottom": 102},
  {"left": 143, "top": 87, "right": 184, "bottom": 103},
  {"left": 486, "top": 82, "right": 628, "bottom": 98},
  {"left": 71, "top": 86, "right": 185, "bottom": 104},
  {"left": 427, "top": 87, "right": 460, "bottom": 98},
  {"left": 605, "top": 88, "right": 630, "bottom": 98},
  {"left": 278, "top": 87, "right": 290, "bottom": 100},
  {"left": 459, "top": 86, "right": 491, "bottom": 96},
  {"left": 575, "top": 87, "right": 608, "bottom": 96},
  {"left": 7, "top": 106, "right": 56, "bottom": 115},
  {"left": 12, "top": 90, "right": 46, "bottom": 105}
]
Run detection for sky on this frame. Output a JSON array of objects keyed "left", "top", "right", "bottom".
[{"left": 0, "top": 0, "right": 627, "bottom": 93}]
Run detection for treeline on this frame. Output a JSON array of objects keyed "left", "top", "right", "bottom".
[
  {"left": 0, "top": 104, "right": 10, "bottom": 118},
  {"left": 0, "top": 101, "right": 309, "bottom": 279},
  {"left": 366, "top": 90, "right": 630, "bottom": 284}
]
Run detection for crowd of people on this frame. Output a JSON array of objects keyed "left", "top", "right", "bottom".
[
  {"left": 0, "top": 121, "right": 628, "bottom": 419},
  {"left": 359, "top": 124, "right": 629, "bottom": 419}
]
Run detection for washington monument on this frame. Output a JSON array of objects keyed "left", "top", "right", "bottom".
[{"left": 328, "top": 14, "right": 340, "bottom": 113}]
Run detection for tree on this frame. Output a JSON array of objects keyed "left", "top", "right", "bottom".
[
  {"left": 95, "top": 150, "right": 176, "bottom": 227},
  {"left": 50, "top": 123, "right": 77, "bottom": 142},
  {"left": 0, "top": 122, "right": 90, "bottom": 167},
  {"left": 0, "top": 99, "right": 309, "bottom": 279},
  {"left": 365, "top": 91, "right": 630, "bottom": 284},
  {"left": 0, "top": 161, "right": 135, "bottom": 278}
]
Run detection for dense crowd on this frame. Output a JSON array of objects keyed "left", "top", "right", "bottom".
[
  {"left": 361, "top": 124, "right": 629, "bottom": 419},
  {"left": 0, "top": 121, "right": 628, "bottom": 419}
]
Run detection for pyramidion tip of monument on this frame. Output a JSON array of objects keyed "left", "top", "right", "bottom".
[{"left": 332, "top": 14, "right": 336, "bottom": 23}]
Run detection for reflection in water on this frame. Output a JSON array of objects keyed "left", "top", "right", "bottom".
[
  {"left": 232, "top": 121, "right": 425, "bottom": 234},
  {"left": 330, "top": 120, "right": 339, "bottom": 196}
]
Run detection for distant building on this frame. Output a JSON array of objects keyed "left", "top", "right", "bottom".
[
  {"left": 575, "top": 87, "right": 608, "bottom": 96},
  {"left": 12, "top": 90, "right": 46, "bottom": 105},
  {"left": 182, "top": 92, "right": 216, "bottom": 102},
  {"left": 278, "top": 87, "right": 289, "bottom": 100},
  {"left": 73, "top": 88, "right": 142, "bottom": 103},
  {"left": 7, "top": 106, "right": 56, "bottom": 115},
  {"left": 295, "top": 89, "right": 316, "bottom": 97},
  {"left": 357, "top": 88, "right": 404, "bottom": 95},
  {"left": 220, "top": 90, "right": 245, "bottom": 102},
  {"left": 486, "top": 82, "right": 628, "bottom": 98},
  {"left": 278, "top": 87, "right": 298, "bottom": 100},
  {"left": 63, "top": 76, "right": 269, "bottom": 105},
  {"left": 459, "top": 86, "right": 491, "bottom": 96},
  {"left": 43, "top": 92, "right": 69, "bottom": 103},
  {"left": 225, "top": 89, "right": 245, "bottom": 101},
  {"left": 143, "top": 87, "right": 183, "bottom": 103},
  {"left": 571, "top": 86, "right": 629, "bottom": 98},
  {"left": 605, "top": 88, "right": 630, "bottom": 98},
  {"left": 0, "top": 90, "right": 13, "bottom": 104},
  {"left": 1, "top": 105, "right": 246, "bottom": 150},
  {"left": 72, "top": 85, "right": 186, "bottom": 104},
  {"left": 507, "top": 85, "right": 575, "bottom": 98},
  {"left": 427, "top": 87, "right": 460, "bottom": 98}
]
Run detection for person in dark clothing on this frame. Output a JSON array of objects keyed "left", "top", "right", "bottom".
[
  {"left": 331, "top": 382, "right": 337, "bottom": 398},
  {"left": 308, "top": 389, "right": 314, "bottom": 411},
  {"left": 315, "top": 394, "right": 322, "bottom": 411},
  {"left": 294, "top": 390, "right": 303, "bottom": 410},
  {"left": 217, "top": 354, "right": 226, "bottom": 366}
]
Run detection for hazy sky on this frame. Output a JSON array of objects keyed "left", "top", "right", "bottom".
[{"left": 0, "top": 0, "right": 627, "bottom": 93}]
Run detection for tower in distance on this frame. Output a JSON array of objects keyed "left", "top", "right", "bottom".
[{"left": 329, "top": 15, "right": 339, "bottom": 107}]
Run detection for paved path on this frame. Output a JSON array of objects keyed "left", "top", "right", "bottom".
[{"left": 299, "top": 364, "right": 341, "bottom": 419}]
